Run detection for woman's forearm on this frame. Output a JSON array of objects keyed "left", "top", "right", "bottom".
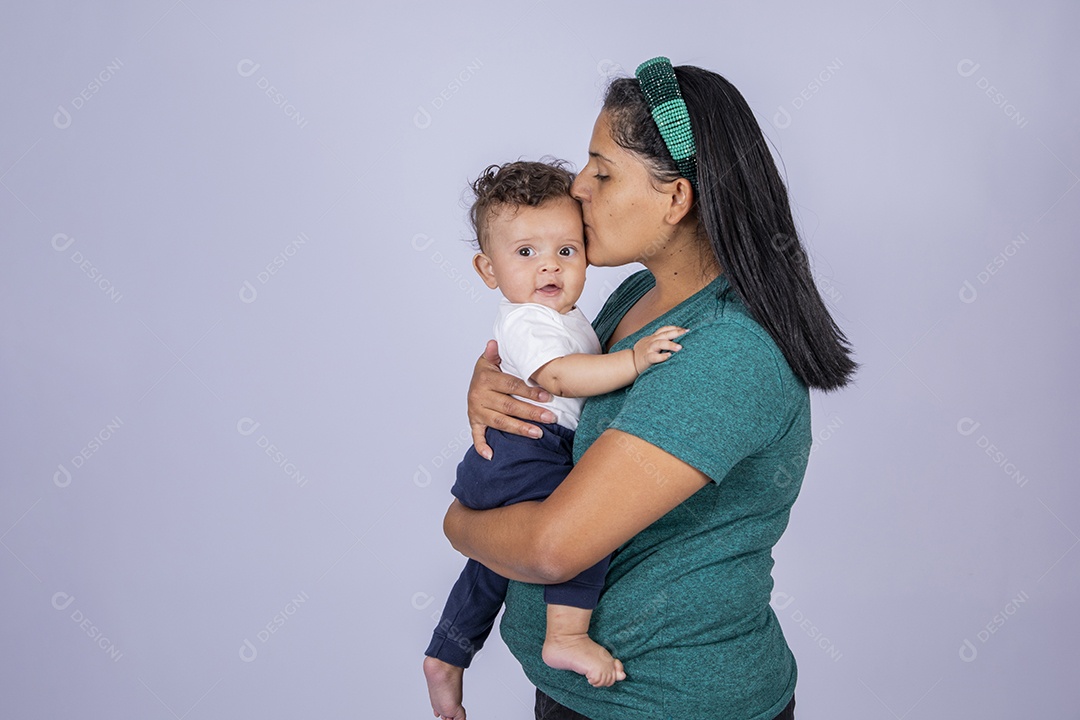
[
  {"left": 443, "top": 430, "right": 711, "bottom": 589},
  {"left": 443, "top": 499, "right": 563, "bottom": 584}
]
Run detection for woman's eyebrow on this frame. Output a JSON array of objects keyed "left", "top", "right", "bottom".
[{"left": 589, "top": 151, "right": 616, "bottom": 165}]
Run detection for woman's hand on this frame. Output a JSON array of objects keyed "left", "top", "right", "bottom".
[{"left": 468, "top": 340, "right": 557, "bottom": 460}]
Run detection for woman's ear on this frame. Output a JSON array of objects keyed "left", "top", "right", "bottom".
[
  {"left": 472, "top": 253, "right": 499, "bottom": 289},
  {"left": 663, "top": 177, "right": 696, "bottom": 226}
]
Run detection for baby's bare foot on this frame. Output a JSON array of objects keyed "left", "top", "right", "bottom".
[
  {"left": 423, "top": 656, "right": 467, "bottom": 720},
  {"left": 542, "top": 633, "right": 627, "bottom": 688}
]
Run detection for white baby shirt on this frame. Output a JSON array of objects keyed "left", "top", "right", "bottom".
[{"left": 492, "top": 300, "right": 603, "bottom": 431}]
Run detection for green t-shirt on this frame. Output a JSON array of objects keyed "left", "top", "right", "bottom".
[{"left": 500, "top": 269, "right": 811, "bottom": 719}]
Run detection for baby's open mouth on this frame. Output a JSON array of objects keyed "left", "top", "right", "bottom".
[{"left": 538, "top": 284, "right": 560, "bottom": 293}]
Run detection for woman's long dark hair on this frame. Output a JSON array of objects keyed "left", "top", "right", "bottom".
[{"left": 604, "top": 67, "right": 857, "bottom": 391}]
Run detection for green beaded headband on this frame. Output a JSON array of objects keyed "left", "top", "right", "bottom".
[{"left": 635, "top": 56, "right": 698, "bottom": 192}]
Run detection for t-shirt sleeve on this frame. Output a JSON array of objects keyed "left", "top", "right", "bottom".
[
  {"left": 608, "top": 319, "right": 788, "bottom": 483},
  {"left": 495, "top": 305, "right": 581, "bottom": 384}
]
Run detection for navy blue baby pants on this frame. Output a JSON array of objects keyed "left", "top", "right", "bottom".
[{"left": 425, "top": 421, "right": 611, "bottom": 668}]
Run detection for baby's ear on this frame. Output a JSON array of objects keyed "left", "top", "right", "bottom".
[{"left": 472, "top": 253, "right": 498, "bottom": 289}]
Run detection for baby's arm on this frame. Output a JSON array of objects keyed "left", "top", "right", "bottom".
[{"left": 531, "top": 325, "right": 687, "bottom": 398}]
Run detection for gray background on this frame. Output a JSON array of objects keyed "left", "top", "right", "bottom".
[{"left": 2, "top": 1, "right": 1076, "bottom": 717}]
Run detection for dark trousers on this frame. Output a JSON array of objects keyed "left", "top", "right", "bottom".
[
  {"left": 535, "top": 688, "right": 796, "bottom": 719},
  {"left": 425, "top": 422, "right": 611, "bottom": 668}
]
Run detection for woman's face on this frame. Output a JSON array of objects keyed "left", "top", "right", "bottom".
[{"left": 571, "top": 111, "right": 674, "bottom": 268}]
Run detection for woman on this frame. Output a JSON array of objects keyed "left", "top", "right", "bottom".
[{"left": 445, "top": 58, "right": 855, "bottom": 719}]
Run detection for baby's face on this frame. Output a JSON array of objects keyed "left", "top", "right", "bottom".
[{"left": 475, "top": 197, "right": 587, "bottom": 314}]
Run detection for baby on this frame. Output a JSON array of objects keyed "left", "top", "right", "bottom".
[{"left": 423, "top": 159, "right": 686, "bottom": 720}]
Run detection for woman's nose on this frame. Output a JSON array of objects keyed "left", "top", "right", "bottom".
[{"left": 570, "top": 174, "right": 587, "bottom": 202}]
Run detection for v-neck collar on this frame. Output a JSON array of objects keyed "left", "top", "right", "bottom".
[{"left": 601, "top": 271, "right": 730, "bottom": 353}]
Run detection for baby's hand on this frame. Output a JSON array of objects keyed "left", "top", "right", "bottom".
[{"left": 632, "top": 326, "right": 688, "bottom": 374}]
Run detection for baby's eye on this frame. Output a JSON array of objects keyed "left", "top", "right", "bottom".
[
  {"left": 559, "top": 247, "right": 576, "bottom": 256},
  {"left": 517, "top": 247, "right": 533, "bottom": 257}
]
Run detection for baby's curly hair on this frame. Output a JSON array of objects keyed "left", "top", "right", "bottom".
[{"left": 468, "top": 157, "right": 576, "bottom": 253}]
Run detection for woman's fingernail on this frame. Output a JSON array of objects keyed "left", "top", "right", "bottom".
[
  {"left": 537, "top": 390, "right": 552, "bottom": 401},
  {"left": 529, "top": 427, "right": 543, "bottom": 439}
]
